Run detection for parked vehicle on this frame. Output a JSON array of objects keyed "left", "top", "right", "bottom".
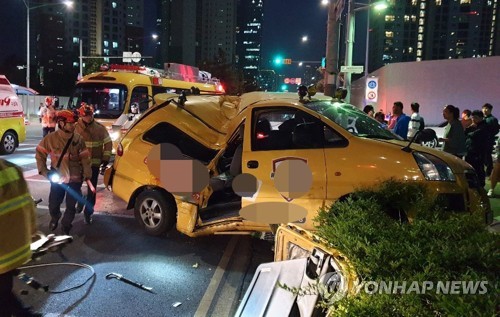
[
  {"left": 104, "top": 91, "right": 491, "bottom": 237},
  {"left": 0, "top": 75, "right": 26, "bottom": 154}
]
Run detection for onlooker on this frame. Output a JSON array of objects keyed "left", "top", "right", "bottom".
[
  {"left": 38, "top": 102, "right": 43, "bottom": 123},
  {"left": 363, "top": 105, "right": 375, "bottom": 117},
  {"left": 482, "top": 103, "right": 499, "bottom": 176},
  {"left": 0, "top": 159, "right": 39, "bottom": 317},
  {"left": 75, "top": 103, "right": 112, "bottom": 224},
  {"left": 461, "top": 109, "right": 472, "bottom": 130},
  {"left": 40, "top": 96, "right": 57, "bottom": 136},
  {"left": 390, "top": 101, "right": 411, "bottom": 139},
  {"left": 407, "top": 102, "right": 423, "bottom": 139},
  {"left": 36, "top": 110, "right": 92, "bottom": 235},
  {"left": 487, "top": 141, "right": 499, "bottom": 197},
  {"left": 374, "top": 111, "right": 388, "bottom": 129},
  {"left": 464, "top": 110, "right": 489, "bottom": 187},
  {"left": 441, "top": 105, "right": 466, "bottom": 158}
]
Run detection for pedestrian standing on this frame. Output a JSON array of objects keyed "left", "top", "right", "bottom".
[
  {"left": 441, "top": 105, "right": 466, "bottom": 158},
  {"left": 75, "top": 103, "right": 112, "bottom": 224},
  {"left": 482, "top": 103, "right": 499, "bottom": 176},
  {"left": 363, "top": 105, "right": 375, "bottom": 117},
  {"left": 461, "top": 109, "right": 472, "bottom": 130},
  {"left": 391, "top": 101, "right": 411, "bottom": 139},
  {"left": 464, "top": 110, "right": 489, "bottom": 187},
  {"left": 35, "top": 110, "right": 92, "bottom": 235},
  {"left": 407, "top": 102, "right": 423, "bottom": 139},
  {"left": 0, "top": 159, "right": 40, "bottom": 317},
  {"left": 40, "top": 96, "right": 57, "bottom": 136}
]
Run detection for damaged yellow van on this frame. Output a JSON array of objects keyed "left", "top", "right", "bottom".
[{"left": 104, "top": 91, "right": 491, "bottom": 236}]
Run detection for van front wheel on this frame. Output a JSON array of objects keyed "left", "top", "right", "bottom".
[
  {"left": 0, "top": 131, "right": 17, "bottom": 155},
  {"left": 134, "top": 190, "right": 176, "bottom": 236}
]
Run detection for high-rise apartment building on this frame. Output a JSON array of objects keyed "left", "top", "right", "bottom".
[
  {"left": 236, "top": 0, "right": 264, "bottom": 82},
  {"left": 368, "top": 0, "right": 499, "bottom": 73}
]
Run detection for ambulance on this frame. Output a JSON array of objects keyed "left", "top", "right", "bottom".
[
  {"left": 0, "top": 75, "right": 26, "bottom": 155},
  {"left": 66, "top": 63, "right": 224, "bottom": 153}
]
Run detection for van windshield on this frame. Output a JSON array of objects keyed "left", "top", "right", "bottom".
[
  {"left": 67, "top": 83, "right": 128, "bottom": 119},
  {"left": 304, "top": 101, "right": 400, "bottom": 140}
]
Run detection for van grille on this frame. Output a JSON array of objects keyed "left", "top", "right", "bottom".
[{"left": 436, "top": 194, "right": 465, "bottom": 212}]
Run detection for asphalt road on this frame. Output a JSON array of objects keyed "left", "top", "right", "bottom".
[{"left": 3, "top": 121, "right": 274, "bottom": 317}]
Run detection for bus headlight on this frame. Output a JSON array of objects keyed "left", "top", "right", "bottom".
[{"left": 413, "top": 152, "right": 456, "bottom": 181}]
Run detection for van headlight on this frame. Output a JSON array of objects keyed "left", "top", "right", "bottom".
[{"left": 413, "top": 152, "right": 456, "bottom": 181}]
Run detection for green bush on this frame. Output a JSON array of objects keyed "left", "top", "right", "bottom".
[{"left": 315, "top": 179, "right": 499, "bottom": 317}]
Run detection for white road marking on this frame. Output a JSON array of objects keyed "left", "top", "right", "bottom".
[
  {"left": 23, "top": 168, "right": 40, "bottom": 178},
  {"left": 195, "top": 236, "right": 239, "bottom": 317},
  {"left": 16, "top": 146, "right": 37, "bottom": 151}
]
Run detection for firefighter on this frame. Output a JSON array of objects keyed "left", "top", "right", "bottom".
[
  {"left": 36, "top": 110, "right": 92, "bottom": 235},
  {"left": 0, "top": 159, "right": 40, "bottom": 317},
  {"left": 75, "top": 102, "right": 112, "bottom": 224},
  {"left": 40, "top": 96, "right": 57, "bottom": 137}
]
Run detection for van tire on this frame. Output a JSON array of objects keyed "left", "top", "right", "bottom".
[
  {"left": 134, "top": 190, "right": 176, "bottom": 236},
  {"left": 0, "top": 131, "right": 17, "bottom": 155}
]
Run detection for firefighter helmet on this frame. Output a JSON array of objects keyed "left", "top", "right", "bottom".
[
  {"left": 45, "top": 96, "right": 54, "bottom": 106},
  {"left": 56, "top": 110, "right": 78, "bottom": 123},
  {"left": 78, "top": 102, "right": 94, "bottom": 117}
]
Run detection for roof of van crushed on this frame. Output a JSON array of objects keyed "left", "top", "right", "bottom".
[{"left": 237, "top": 91, "right": 333, "bottom": 109}]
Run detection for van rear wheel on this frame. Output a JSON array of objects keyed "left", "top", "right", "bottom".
[
  {"left": 0, "top": 131, "right": 17, "bottom": 155},
  {"left": 134, "top": 190, "right": 176, "bottom": 236}
]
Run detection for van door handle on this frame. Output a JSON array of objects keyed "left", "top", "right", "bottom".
[{"left": 247, "top": 160, "right": 259, "bottom": 169}]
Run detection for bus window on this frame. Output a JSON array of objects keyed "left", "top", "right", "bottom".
[
  {"left": 131, "top": 86, "right": 149, "bottom": 113},
  {"left": 68, "top": 83, "right": 127, "bottom": 119}
]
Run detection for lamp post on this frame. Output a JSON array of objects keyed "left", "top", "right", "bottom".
[
  {"left": 343, "top": 0, "right": 387, "bottom": 103},
  {"left": 22, "top": 0, "right": 73, "bottom": 89}
]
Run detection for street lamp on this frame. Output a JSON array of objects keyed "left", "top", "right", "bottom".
[
  {"left": 22, "top": 0, "right": 73, "bottom": 89},
  {"left": 343, "top": 0, "right": 387, "bottom": 103}
]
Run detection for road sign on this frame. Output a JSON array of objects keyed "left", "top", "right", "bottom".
[
  {"left": 284, "top": 58, "right": 292, "bottom": 65},
  {"left": 340, "top": 65, "right": 364, "bottom": 74},
  {"left": 365, "top": 77, "right": 379, "bottom": 102}
]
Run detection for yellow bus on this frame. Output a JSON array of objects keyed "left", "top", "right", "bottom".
[{"left": 66, "top": 63, "right": 224, "bottom": 151}]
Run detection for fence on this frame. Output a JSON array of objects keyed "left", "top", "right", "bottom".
[{"left": 19, "top": 95, "right": 70, "bottom": 120}]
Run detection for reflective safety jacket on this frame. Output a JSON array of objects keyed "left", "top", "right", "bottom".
[
  {"left": 40, "top": 105, "right": 56, "bottom": 128},
  {"left": 36, "top": 129, "right": 92, "bottom": 183},
  {"left": 0, "top": 159, "right": 36, "bottom": 274},
  {"left": 75, "top": 119, "right": 112, "bottom": 167}
]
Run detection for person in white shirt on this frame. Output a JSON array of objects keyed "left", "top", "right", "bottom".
[{"left": 408, "top": 102, "right": 423, "bottom": 139}]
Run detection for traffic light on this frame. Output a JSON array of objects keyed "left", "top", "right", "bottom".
[
  {"left": 274, "top": 57, "right": 283, "bottom": 65},
  {"left": 281, "top": 84, "right": 288, "bottom": 91},
  {"left": 284, "top": 58, "right": 292, "bottom": 65}
]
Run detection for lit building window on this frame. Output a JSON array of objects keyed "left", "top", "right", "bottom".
[
  {"left": 73, "top": 62, "right": 79, "bottom": 67},
  {"left": 411, "top": 15, "right": 417, "bottom": 22},
  {"left": 412, "top": 0, "right": 417, "bottom": 5},
  {"left": 419, "top": 18, "right": 424, "bottom": 25},
  {"left": 460, "top": 0, "right": 471, "bottom": 3},
  {"left": 420, "top": 10, "right": 425, "bottom": 17},
  {"left": 417, "top": 49, "right": 422, "bottom": 56},
  {"left": 404, "top": 15, "right": 410, "bottom": 22},
  {"left": 104, "top": 41, "right": 109, "bottom": 47},
  {"left": 418, "top": 26, "right": 424, "bottom": 33},
  {"left": 409, "top": 47, "right": 414, "bottom": 53},
  {"left": 436, "top": 0, "right": 442, "bottom": 5},
  {"left": 113, "top": 42, "right": 118, "bottom": 48},
  {"left": 385, "top": 15, "right": 396, "bottom": 22},
  {"left": 112, "top": 2, "right": 117, "bottom": 8},
  {"left": 417, "top": 57, "right": 422, "bottom": 61},
  {"left": 73, "top": 37, "right": 79, "bottom": 44},
  {"left": 417, "top": 42, "right": 423, "bottom": 48},
  {"left": 385, "top": 31, "right": 394, "bottom": 38},
  {"left": 420, "top": 2, "right": 426, "bottom": 9},
  {"left": 418, "top": 34, "right": 423, "bottom": 41}
]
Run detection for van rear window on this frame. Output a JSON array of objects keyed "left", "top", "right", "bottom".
[{"left": 143, "top": 122, "right": 218, "bottom": 164}]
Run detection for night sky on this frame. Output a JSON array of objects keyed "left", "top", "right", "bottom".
[{"left": 0, "top": 1, "right": 366, "bottom": 80}]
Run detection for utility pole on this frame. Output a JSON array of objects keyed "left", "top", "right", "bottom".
[{"left": 324, "top": 0, "right": 342, "bottom": 97}]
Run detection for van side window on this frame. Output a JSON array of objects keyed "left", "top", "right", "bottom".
[
  {"left": 143, "top": 122, "right": 218, "bottom": 164},
  {"left": 252, "top": 108, "right": 324, "bottom": 151},
  {"left": 131, "top": 86, "right": 149, "bottom": 113}
]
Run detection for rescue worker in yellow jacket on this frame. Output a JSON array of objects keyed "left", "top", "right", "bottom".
[
  {"left": 40, "top": 96, "right": 57, "bottom": 136},
  {"left": 36, "top": 110, "right": 92, "bottom": 235},
  {"left": 0, "top": 159, "right": 39, "bottom": 317},
  {"left": 75, "top": 103, "right": 112, "bottom": 224}
]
